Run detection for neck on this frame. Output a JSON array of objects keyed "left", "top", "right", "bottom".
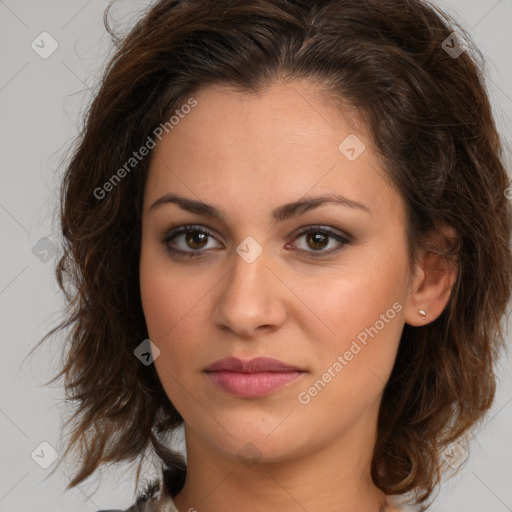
[{"left": 171, "top": 410, "right": 388, "bottom": 512}]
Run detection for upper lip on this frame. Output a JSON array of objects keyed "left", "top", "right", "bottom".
[{"left": 204, "top": 357, "right": 305, "bottom": 373}]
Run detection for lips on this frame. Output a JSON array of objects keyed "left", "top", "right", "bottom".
[
  {"left": 204, "top": 357, "right": 306, "bottom": 398},
  {"left": 204, "top": 356, "right": 304, "bottom": 373}
]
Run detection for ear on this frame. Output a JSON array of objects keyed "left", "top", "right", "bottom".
[{"left": 404, "top": 225, "right": 459, "bottom": 327}]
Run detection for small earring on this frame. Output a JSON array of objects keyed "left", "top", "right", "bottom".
[{"left": 418, "top": 309, "right": 427, "bottom": 318}]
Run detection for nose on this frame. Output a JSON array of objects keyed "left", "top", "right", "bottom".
[{"left": 212, "top": 245, "right": 287, "bottom": 338}]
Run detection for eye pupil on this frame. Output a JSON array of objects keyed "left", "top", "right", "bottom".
[
  {"left": 307, "top": 232, "right": 328, "bottom": 250},
  {"left": 186, "top": 231, "right": 208, "bottom": 249}
]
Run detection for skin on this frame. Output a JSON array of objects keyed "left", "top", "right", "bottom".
[{"left": 139, "top": 79, "right": 457, "bottom": 512}]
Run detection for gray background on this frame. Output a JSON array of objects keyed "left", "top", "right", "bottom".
[{"left": 1, "top": 1, "right": 511, "bottom": 511}]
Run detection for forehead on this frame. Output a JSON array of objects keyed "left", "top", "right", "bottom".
[{"left": 144, "top": 80, "right": 404, "bottom": 224}]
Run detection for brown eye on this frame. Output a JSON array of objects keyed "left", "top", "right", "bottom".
[
  {"left": 184, "top": 231, "right": 209, "bottom": 250},
  {"left": 163, "top": 224, "right": 352, "bottom": 259},
  {"left": 305, "top": 232, "right": 329, "bottom": 251},
  {"left": 163, "top": 225, "right": 221, "bottom": 256},
  {"left": 289, "top": 226, "right": 351, "bottom": 257}
]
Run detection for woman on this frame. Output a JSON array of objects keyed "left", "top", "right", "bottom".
[{"left": 37, "top": 0, "right": 512, "bottom": 511}]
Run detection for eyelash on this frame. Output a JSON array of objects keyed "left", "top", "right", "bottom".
[{"left": 162, "top": 224, "right": 352, "bottom": 259}]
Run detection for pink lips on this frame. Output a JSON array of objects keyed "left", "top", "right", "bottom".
[{"left": 204, "top": 357, "right": 306, "bottom": 398}]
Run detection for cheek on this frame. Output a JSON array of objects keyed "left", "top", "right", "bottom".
[
  {"left": 300, "top": 251, "right": 407, "bottom": 380},
  {"left": 306, "top": 262, "right": 404, "bottom": 335},
  {"left": 139, "top": 275, "right": 193, "bottom": 376},
  {"left": 139, "top": 263, "right": 197, "bottom": 411},
  {"left": 139, "top": 242, "right": 206, "bottom": 343},
  {"left": 294, "top": 286, "right": 404, "bottom": 426},
  {"left": 139, "top": 249, "right": 214, "bottom": 399}
]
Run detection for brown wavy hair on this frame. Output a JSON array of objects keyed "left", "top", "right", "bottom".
[{"left": 32, "top": 0, "right": 512, "bottom": 509}]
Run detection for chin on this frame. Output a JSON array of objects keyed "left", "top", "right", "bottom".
[{"left": 195, "top": 418, "right": 312, "bottom": 466}]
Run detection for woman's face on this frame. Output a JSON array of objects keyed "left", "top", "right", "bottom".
[{"left": 139, "top": 80, "right": 421, "bottom": 466}]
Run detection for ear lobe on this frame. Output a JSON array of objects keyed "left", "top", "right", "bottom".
[{"left": 404, "top": 227, "right": 459, "bottom": 327}]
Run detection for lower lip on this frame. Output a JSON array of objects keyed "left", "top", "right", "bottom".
[{"left": 206, "top": 371, "right": 305, "bottom": 398}]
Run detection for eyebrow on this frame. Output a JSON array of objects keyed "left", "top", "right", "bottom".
[{"left": 148, "top": 192, "right": 372, "bottom": 222}]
